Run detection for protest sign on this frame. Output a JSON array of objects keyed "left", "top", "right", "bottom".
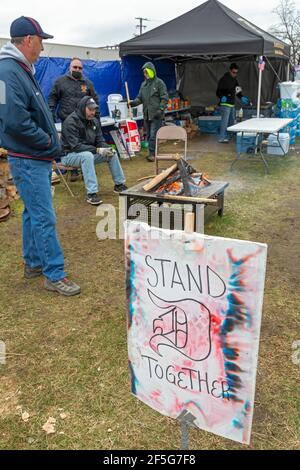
[{"left": 125, "top": 222, "right": 267, "bottom": 444}]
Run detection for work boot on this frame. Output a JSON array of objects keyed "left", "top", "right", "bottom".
[
  {"left": 146, "top": 155, "right": 155, "bottom": 162},
  {"left": 44, "top": 277, "right": 81, "bottom": 296},
  {"left": 24, "top": 265, "right": 43, "bottom": 279}
]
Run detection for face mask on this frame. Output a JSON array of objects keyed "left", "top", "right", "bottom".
[
  {"left": 72, "top": 70, "right": 82, "bottom": 79},
  {"left": 145, "top": 68, "right": 155, "bottom": 79}
]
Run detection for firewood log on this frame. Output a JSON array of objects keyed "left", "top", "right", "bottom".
[{"left": 143, "top": 164, "right": 178, "bottom": 192}]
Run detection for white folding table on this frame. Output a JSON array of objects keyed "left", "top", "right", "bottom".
[
  {"left": 55, "top": 116, "right": 121, "bottom": 132},
  {"left": 227, "top": 118, "right": 293, "bottom": 174}
]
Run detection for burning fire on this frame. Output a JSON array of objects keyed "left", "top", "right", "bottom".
[
  {"left": 156, "top": 173, "right": 211, "bottom": 196},
  {"left": 157, "top": 181, "right": 182, "bottom": 193},
  {"left": 144, "top": 157, "right": 212, "bottom": 198}
]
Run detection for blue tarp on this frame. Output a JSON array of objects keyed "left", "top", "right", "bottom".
[
  {"left": 35, "top": 56, "right": 176, "bottom": 116},
  {"left": 121, "top": 56, "right": 176, "bottom": 99},
  {"left": 35, "top": 57, "right": 122, "bottom": 116}
]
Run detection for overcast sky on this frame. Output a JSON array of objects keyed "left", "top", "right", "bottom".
[{"left": 0, "top": 0, "right": 299, "bottom": 46}]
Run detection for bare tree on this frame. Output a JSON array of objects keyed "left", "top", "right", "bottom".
[{"left": 269, "top": 0, "right": 300, "bottom": 64}]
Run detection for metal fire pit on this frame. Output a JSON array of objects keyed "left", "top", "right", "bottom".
[{"left": 120, "top": 179, "right": 229, "bottom": 233}]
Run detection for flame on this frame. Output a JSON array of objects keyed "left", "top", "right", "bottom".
[
  {"left": 157, "top": 181, "right": 183, "bottom": 194},
  {"left": 154, "top": 163, "right": 211, "bottom": 196},
  {"left": 168, "top": 182, "right": 182, "bottom": 192}
]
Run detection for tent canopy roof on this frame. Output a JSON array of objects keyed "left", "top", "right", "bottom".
[{"left": 119, "top": 0, "right": 290, "bottom": 60}]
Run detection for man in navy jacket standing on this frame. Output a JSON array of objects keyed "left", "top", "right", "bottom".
[{"left": 0, "top": 16, "right": 80, "bottom": 296}]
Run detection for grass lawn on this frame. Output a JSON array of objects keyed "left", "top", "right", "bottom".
[{"left": 0, "top": 141, "right": 299, "bottom": 450}]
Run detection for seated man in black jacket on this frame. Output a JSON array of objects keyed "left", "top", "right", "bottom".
[
  {"left": 216, "top": 63, "right": 250, "bottom": 143},
  {"left": 61, "top": 96, "right": 127, "bottom": 205},
  {"left": 49, "top": 57, "right": 100, "bottom": 181}
]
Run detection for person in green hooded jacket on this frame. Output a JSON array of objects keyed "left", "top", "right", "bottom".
[{"left": 129, "top": 62, "right": 168, "bottom": 162}]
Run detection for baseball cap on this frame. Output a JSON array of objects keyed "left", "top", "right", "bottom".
[
  {"left": 86, "top": 98, "right": 99, "bottom": 109},
  {"left": 10, "top": 16, "right": 54, "bottom": 39}
]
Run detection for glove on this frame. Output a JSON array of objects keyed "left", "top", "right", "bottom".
[
  {"left": 241, "top": 96, "right": 250, "bottom": 106},
  {"left": 97, "top": 148, "right": 114, "bottom": 158},
  {"left": 127, "top": 100, "right": 135, "bottom": 108},
  {"left": 221, "top": 96, "right": 227, "bottom": 104},
  {"left": 153, "top": 109, "right": 163, "bottom": 119}
]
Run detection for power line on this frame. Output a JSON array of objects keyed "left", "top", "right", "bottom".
[
  {"left": 135, "top": 17, "right": 149, "bottom": 36},
  {"left": 147, "top": 18, "right": 164, "bottom": 23}
]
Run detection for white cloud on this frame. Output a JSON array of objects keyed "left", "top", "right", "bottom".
[{"left": 0, "top": 0, "right": 297, "bottom": 46}]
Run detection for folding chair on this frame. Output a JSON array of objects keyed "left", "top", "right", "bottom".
[
  {"left": 53, "top": 128, "right": 82, "bottom": 197},
  {"left": 155, "top": 125, "right": 188, "bottom": 174},
  {"left": 53, "top": 161, "right": 81, "bottom": 198}
]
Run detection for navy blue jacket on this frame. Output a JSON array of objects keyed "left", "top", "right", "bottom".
[{"left": 0, "top": 57, "right": 61, "bottom": 161}]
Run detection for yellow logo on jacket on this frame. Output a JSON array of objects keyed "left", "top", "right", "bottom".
[{"left": 81, "top": 84, "right": 88, "bottom": 94}]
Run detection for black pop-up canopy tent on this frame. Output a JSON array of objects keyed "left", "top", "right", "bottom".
[{"left": 120, "top": 0, "right": 291, "bottom": 114}]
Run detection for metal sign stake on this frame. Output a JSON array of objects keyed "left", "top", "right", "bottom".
[{"left": 180, "top": 420, "right": 190, "bottom": 450}]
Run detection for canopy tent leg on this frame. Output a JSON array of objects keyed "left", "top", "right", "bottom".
[{"left": 256, "top": 57, "right": 264, "bottom": 119}]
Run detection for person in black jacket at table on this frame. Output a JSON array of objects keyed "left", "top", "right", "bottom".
[
  {"left": 48, "top": 58, "right": 100, "bottom": 181},
  {"left": 216, "top": 63, "right": 250, "bottom": 143},
  {"left": 61, "top": 96, "right": 127, "bottom": 206}
]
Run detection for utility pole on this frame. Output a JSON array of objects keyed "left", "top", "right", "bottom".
[{"left": 135, "top": 17, "right": 149, "bottom": 36}]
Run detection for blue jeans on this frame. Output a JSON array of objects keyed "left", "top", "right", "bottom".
[
  {"left": 61, "top": 151, "right": 126, "bottom": 194},
  {"left": 8, "top": 157, "right": 66, "bottom": 282},
  {"left": 219, "top": 106, "right": 236, "bottom": 141},
  {"left": 144, "top": 118, "right": 162, "bottom": 156}
]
